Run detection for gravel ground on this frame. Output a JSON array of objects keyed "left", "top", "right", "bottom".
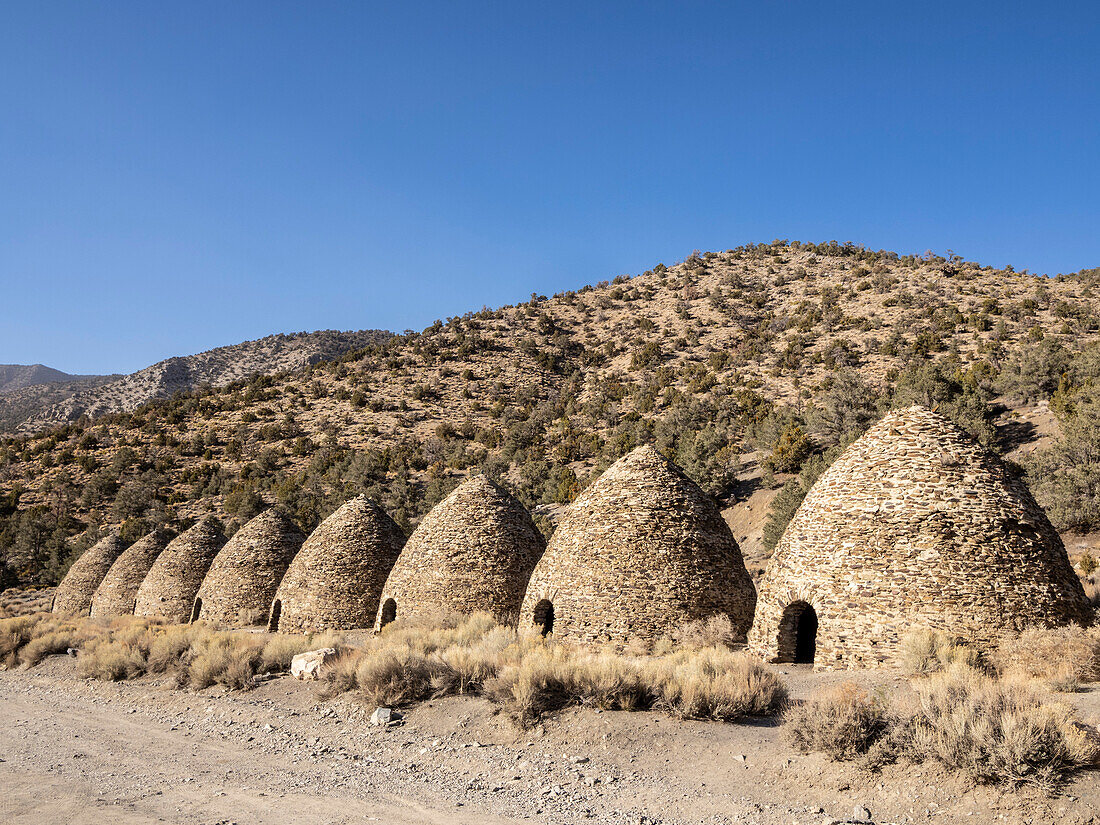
[{"left": 0, "top": 657, "right": 1097, "bottom": 825}]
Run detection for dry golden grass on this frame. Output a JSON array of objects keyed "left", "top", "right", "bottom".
[
  {"left": 313, "top": 613, "right": 784, "bottom": 727},
  {"left": 658, "top": 614, "right": 741, "bottom": 653},
  {"left": 1, "top": 613, "right": 345, "bottom": 691},
  {"left": 993, "top": 625, "right": 1100, "bottom": 692},
  {"left": 656, "top": 647, "right": 787, "bottom": 720},
  {"left": 786, "top": 682, "right": 891, "bottom": 762},
  {"left": 787, "top": 665, "right": 1100, "bottom": 791},
  {"left": 906, "top": 665, "right": 1100, "bottom": 791},
  {"left": 0, "top": 615, "right": 42, "bottom": 665},
  {"left": 899, "top": 628, "right": 985, "bottom": 677}
]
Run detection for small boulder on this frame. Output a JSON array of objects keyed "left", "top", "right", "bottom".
[
  {"left": 371, "top": 707, "right": 402, "bottom": 726},
  {"left": 290, "top": 648, "right": 338, "bottom": 681}
]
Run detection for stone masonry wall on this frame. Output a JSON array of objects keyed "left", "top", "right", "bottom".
[
  {"left": 376, "top": 476, "right": 544, "bottom": 628},
  {"left": 134, "top": 517, "right": 226, "bottom": 623},
  {"left": 90, "top": 528, "right": 172, "bottom": 619},
  {"left": 273, "top": 496, "right": 406, "bottom": 634},
  {"left": 193, "top": 509, "right": 305, "bottom": 627},
  {"left": 748, "top": 405, "right": 1094, "bottom": 669},
  {"left": 521, "top": 445, "right": 757, "bottom": 647},
  {"left": 52, "top": 534, "right": 126, "bottom": 617}
]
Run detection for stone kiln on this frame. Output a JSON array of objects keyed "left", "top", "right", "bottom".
[
  {"left": 52, "top": 533, "right": 127, "bottom": 617},
  {"left": 270, "top": 496, "right": 406, "bottom": 633},
  {"left": 749, "top": 405, "right": 1094, "bottom": 669},
  {"left": 134, "top": 517, "right": 227, "bottom": 623},
  {"left": 90, "top": 528, "right": 172, "bottom": 619},
  {"left": 192, "top": 509, "right": 305, "bottom": 627},
  {"left": 521, "top": 445, "right": 757, "bottom": 647},
  {"left": 376, "top": 476, "right": 544, "bottom": 628}
]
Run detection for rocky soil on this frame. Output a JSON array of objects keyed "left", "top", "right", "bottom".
[{"left": 2, "top": 657, "right": 1098, "bottom": 825}]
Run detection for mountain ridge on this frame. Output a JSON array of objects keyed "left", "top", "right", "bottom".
[
  {"left": 0, "top": 364, "right": 112, "bottom": 395},
  {"left": 2, "top": 330, "right": 393, "bottom": 435}
]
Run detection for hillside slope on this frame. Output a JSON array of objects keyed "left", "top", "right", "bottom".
[
  {"left": 2, "top": 241, "right": 1099, "bottom": 586},
  {"left": 0, "top": 364, "right": 109, "bottom": 394},
  {"left": 9, "top": 330, "right": 393, "bottom": 435}
]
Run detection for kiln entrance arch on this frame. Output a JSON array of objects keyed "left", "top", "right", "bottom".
[
  {"left": 190, "top": 597, "right": 202, "bottom": 624},
  {"left": 379, "top": 598, "right": 397, "bottom": 628},
  {"left": 777, "top": 601, "right": 818, "bottom": 664},
  {"left": 532, "top": 599, "right": 554, "bottom": 636},
  {"left": 268, "top": 599, "right": 282, "bottom": 632}
]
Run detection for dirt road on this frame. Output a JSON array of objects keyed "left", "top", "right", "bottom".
[{"left": 0, "top": 658, "right": 1095, "bottom": 825}]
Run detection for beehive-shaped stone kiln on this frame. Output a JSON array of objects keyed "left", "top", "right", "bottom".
[
  {"left": 521, "top": 445, "right": 757, "bottom": 647},
  {"left": 134, "top": 517, "right": 227, "bottom": 623},
  {"left": 270, "top": 496, "right": 406, "bottom": 633},
  {"left": 90, "top": 528, "right": 172, "bottom": 619},
  {"left": 53, "top": 533, "right": 127, "bottom": 617},
  {"left": 376, "top": 476, "right": 544, "bottom": 628},
  {"left": 749, "top": 405, "right": 1093, "bottom": 669},
  {"left": 192, "top": 509, "right": 305, "bottom": 626}
]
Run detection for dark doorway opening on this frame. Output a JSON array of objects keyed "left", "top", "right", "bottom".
[
  {"left": 190, "top": 597, "right": 202, "bottom": 624},
  {"left": 379, "top": 598, "right": 397, "bottom": 628},
  {"left": 268, "top": 599, "right": 282, "bottom": 632},
  {"left": 777, "top": 600, "right": 817, "bottom": 664},
  {"left": 794, "top": 605, "right": 818, "bottom": 664},
  {"left": 533, "top": 599, "right": 554, "bottom": 636}
]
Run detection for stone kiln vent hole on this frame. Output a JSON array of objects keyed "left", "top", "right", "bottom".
[
  {"left": 380, "top": 598, "right": 397, "bottom": 628},
  {"left": 533, "top": 599, "right": 554, "bottom": 636},
  {"left": 778, "top": 601, "right": 818, "bottom": 664},
  {"left": 268, "top": 600, "right": 282, "bottom": 632},
  {"left": 190, "top": 598, "right": 202, "bottom": 624}
]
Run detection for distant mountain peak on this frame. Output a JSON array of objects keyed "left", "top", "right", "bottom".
[{"left": 0, "top": 330, "right": 392, "bottom": 434}]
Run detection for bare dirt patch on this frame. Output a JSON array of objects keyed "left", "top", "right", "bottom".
[{"left": 2, "top": 657, "right": 1098, "bottom": 824}]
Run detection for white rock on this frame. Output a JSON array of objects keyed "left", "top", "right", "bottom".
[
  {"left": 290, "top": 648, "right": 338, "bottom": 681},
  {"left": 371, "top": 707, "right": 401, "bottom": 726}
]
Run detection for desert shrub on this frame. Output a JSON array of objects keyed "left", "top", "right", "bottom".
[
  {"left": 354, "top": 647, "right": 450, "bottom": 706},
  {"left": 17, "top": 622, "right": 91, "bottom": 666},
  {"left": 900, "top": 628, "right": 984, "bottom": 676},
  {"left": 905, "top": 665, "right": 1100, "bottom": 790},
  {"left": 660, "top": 613, "right": 739, "bottom": 651},
  {"left": 656, "top": 648, "right": 786, "bottom": 721},
  {"left": 259, "top": 634, "right": 314, "bottom": 673},
  {"left": 78, "top": 637, "right": 147, "bottom": 681},
  {"left": 488, "top": 645, "right": 783, "bottom": 728},
  {"left": 786, "top": 682, "right": 891, "bottom": 761},
  {"left": 0, "top": 615, "right": 41, "bottom": 664},
  {"left": 487, "top": 646, "right": 580, "bottom": 727},
  {"left": 993, "top": 625, "right": 1100, "bottom": 691},
  {"left": 186, "top": 633, "right": 263, "bottom": 690},
  {"left": 147, "top": 625, "right": 203, "bottom": 673},
  {"left": 765, "top": 423, "right": 813, "bottom": 473}
]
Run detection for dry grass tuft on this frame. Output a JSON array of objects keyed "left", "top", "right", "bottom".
[
  {"left": 0, "top": 613, "right": 344, "bottom": 691},
  {"left": 657, "top": 648, "right": 787, "bottom": 721},
  {"left": 659, "top": 614, "right": 741, "bottom": 652},
  {"left": 786, "top": 681, "right": 891, "bottom": 762},
  {"left": 900, "top": 628, "right": 984, "bottom": 676},
  {"left": 993, "top": 625, "right": 1100, "bottom": 691},
  {"left": 905, "top": 665, "right": 1100, "bottom": 790},
  {"left": 787, "top": 665, "right": 1100, "bottom": 791},
  {"left": 314, "top": 613, "right": 785, "bottom": 729},
  {"left": 260, "top": 634, "right": 314, "bottom": 674}
]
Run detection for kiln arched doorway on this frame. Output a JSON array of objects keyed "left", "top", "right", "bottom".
[
  {"left": 268, "top": 599, "right": 282, "bottom": 632},
  {"left": 778, "top": 600, "right": 817, "bottom": 664},
  {"left": 379, "top": 598, "right": 397, "bottom": 629},
  {"left": 190, "top": 597, "right": 202, "bottom": 624},
  {"left": 532, "top": 599, "right": 554, "bottom": 636}
]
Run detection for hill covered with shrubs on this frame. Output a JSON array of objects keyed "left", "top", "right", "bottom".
[{"left": 2, "top": 240, "right": 1099, "bottom": 588}]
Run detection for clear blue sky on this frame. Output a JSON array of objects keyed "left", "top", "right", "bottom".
[{"left": 1, "top": 2, "right": 1097, "bottom": 374}]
